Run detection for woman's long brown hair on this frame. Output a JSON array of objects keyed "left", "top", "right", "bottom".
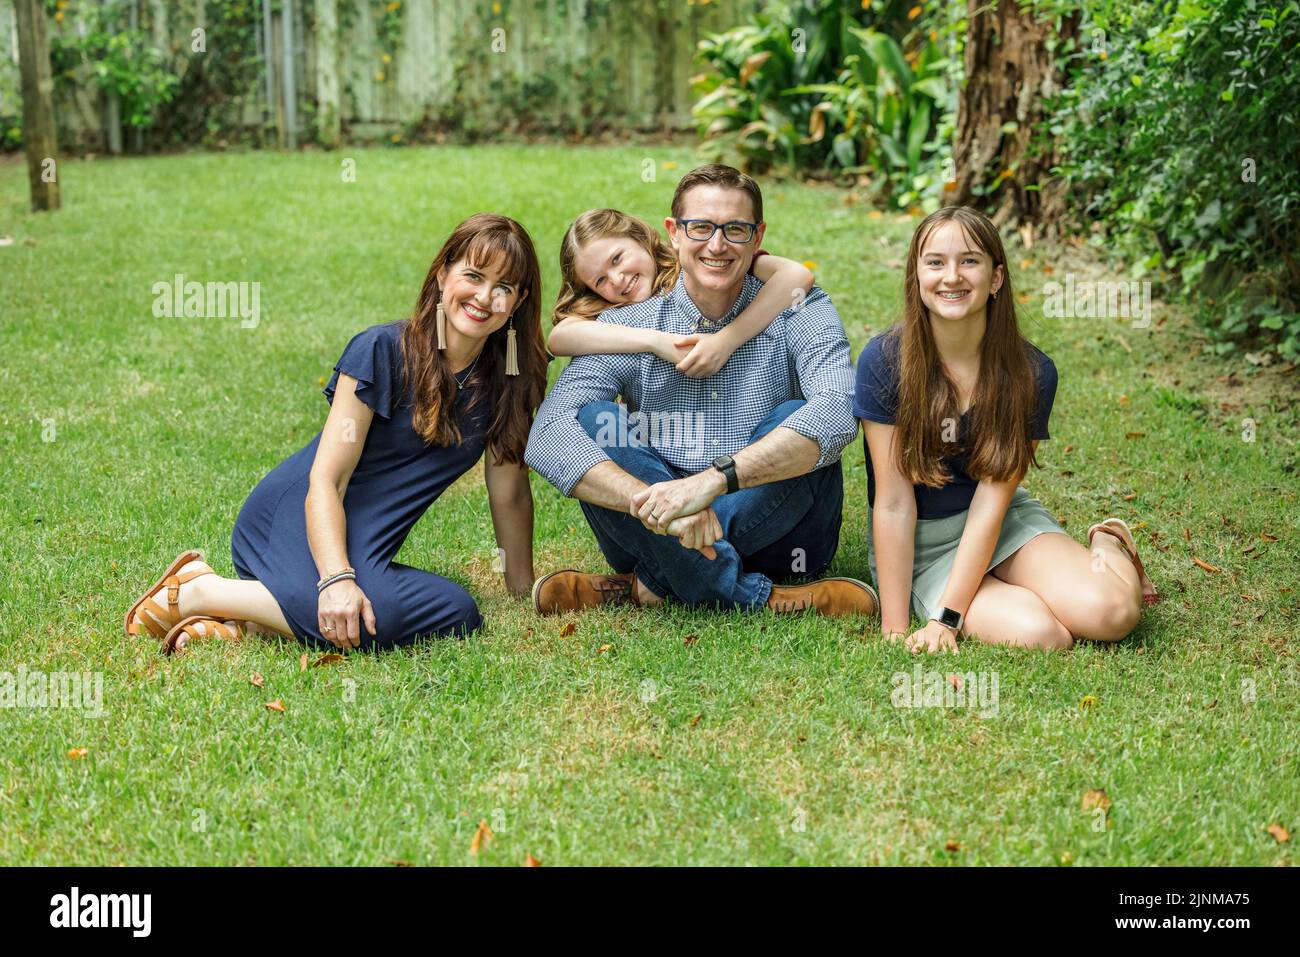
[
  {"left": 554, "top": 208, "right": 679, "bottom": 324},
  {"left": 893, "top": 206, "right": 1040, "bottom": 487},
  {"left": 402, "top": 213, "right": 546, "bottom": 465}
]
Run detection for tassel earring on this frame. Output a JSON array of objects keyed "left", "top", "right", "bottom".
[
  {"left": 435, "top": 300, "right": 447, "bottom": 350},
  {"left": 505, "top": 315, "right": 520, "bottom": 376}
]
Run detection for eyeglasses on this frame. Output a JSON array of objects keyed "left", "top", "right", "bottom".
[{"left": 675, "top": 219, "right": 759, "bottom": 244}]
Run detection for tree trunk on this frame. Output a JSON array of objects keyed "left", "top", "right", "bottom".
[
  {"left": 950, "top": 0, "right": 1078, "bottom": 238},
  {"left": 14, "top": 0, "right": 60, "bottom": 212},
  {"left": 314, "top": 0, "right": 341, "bottom": 147}
]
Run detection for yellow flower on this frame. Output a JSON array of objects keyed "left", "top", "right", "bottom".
[
  {"left": 662, "top": 160, "right": 677, "bottom": 169},
  {"left": 802, "top": 260, "right": 818, "bottom": 270},
  {"left": 374, "top": 71, "right": 385, "bottom": 82},
  {"left": 386, "top": 1, "right": 401, "bottom": 10},
  {"left": 391, "top": 133, "right": 402, "bottom": 143},
  {"left": 55, "top": 10, "right": 64, "bottom": 20},
  {"left": 492, "top": 1, "right": 501, "bottom": 12},
  {"left": 907, "top": 5, "right": 922, "bottom": 19},
  {"left": 382, "top": 53, "right": 391, "bottom": 64}
]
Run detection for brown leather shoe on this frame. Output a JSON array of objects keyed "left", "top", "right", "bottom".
[
  {"left": 766, "top": 577, "right": 878, "bottom": 617},
  {"left": 533, "top": 569, "right": 640, "bottom": 615}
]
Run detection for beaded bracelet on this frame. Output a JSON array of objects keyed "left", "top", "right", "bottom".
[{"left": 317, "top": 567, "right": 356, "bottom": 593}]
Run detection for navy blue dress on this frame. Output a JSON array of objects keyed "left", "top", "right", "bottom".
[{"left": 232, "top": 320, "right": 487, "bottom": 650}]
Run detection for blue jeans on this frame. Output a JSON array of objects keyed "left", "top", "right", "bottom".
[{"left": 575, "top": 399, "right": 844, "bottom": 611}]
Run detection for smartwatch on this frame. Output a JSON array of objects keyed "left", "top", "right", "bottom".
[
  {"left": 930, "top": 606, "right": 964, "bottom": 635},
  {"left": 711, "top": 455, "right": 739, "bottom": 494}
]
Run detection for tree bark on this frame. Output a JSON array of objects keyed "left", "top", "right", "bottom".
[
  {"left": 14, "top": 0, "right": 60, "bottom": 212},
  {"left": 951, "top": 0, "right": 1078, "bottom": 238}
]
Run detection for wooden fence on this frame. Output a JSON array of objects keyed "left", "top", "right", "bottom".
[{"left": 0, "top": 0, "right": 756, "bottom": 149}]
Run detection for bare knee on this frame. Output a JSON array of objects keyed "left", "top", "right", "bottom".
[{"left": 1080, "top": 587, "right": 1140, "bottom": 643}]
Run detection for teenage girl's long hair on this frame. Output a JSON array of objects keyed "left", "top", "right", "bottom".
[
  {"left": 554, "top": 208, "right": 678, "bottom": 324},
  {"left": 893, "top": 206, "right": 1041, "bottom": 486},
  {"left": 402, "top": 213, "right": 547, "bottom": 466}
]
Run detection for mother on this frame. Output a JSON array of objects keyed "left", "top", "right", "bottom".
[{"left": 124, "top": 213, "right": 548, "bottom": 652}]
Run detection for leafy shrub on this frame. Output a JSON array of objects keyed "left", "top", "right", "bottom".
[
  {"left": 692, "top": 0, "right": 957, "bottom": 209},
  {"left": 1053, "top": 0, "right": 1300, "bottom": 357}
]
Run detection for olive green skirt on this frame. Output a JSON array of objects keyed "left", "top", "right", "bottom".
[{"left": 866, "top": 488, "right": 1066, "bottom": 621}]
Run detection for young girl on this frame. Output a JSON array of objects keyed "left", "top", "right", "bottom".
[
  {"left": 549, "top": 208, "right": 815, "bottom": 376},
  {"left": 856, "top": 206, "right": 1158, "bottom": 654}
]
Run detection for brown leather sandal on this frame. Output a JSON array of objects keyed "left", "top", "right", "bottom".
[
  {"left": 163, "top": 616, "right": 247, "bottom": 655},
  {"left": 123, "top": 550, "right": 214, "bottom": 639},
  {"left": 1087, "top": 518, "right": 1160, "bottom": 606}
]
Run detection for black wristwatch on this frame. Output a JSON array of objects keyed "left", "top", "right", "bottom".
[
  {"left": 711, "top": 455, "right": 739, "bottom": 494},
  {"left": 930, "top": 606, "right": 964, "bottom": 635}
]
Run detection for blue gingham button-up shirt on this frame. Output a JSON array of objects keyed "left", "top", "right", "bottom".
[{"left": 525, "top": 272, "right": 858, "bottom": 496}]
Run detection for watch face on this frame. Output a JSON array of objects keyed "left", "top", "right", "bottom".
[{"left": 939, "top": 608, "right": 961, "bottom": 628}]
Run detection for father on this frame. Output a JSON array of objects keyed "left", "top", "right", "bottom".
[{"left": 525, "top": 164, "right": 876, "bottom": 617}]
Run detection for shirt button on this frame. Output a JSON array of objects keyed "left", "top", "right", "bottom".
[
  {"left": 712, "top": 438, "right": 719, "bottom": 446},
  {"left": 711, "top": 391, "right": 718, "bottom": 400}
]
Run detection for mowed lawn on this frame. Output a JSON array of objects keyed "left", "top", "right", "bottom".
[{"left": 0, "top": 145, "right": 1296, "bottom": 866}]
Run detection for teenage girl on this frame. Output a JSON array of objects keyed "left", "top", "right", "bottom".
[
  {"left": 549, "top": 208, "right": 814, "bottom": 373},
  {"left": 856, "top": 206, "right": 1158, "bottom": 654}
]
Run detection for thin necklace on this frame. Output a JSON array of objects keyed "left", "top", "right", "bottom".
[{"left": 453, "top": 350, "right": 481, "bottom": 387}]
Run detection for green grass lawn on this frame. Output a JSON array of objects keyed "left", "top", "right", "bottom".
[{"left": 0, "top": 144, "right": 1296, "bottom": 865}]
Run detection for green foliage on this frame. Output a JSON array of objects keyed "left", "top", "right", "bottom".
[
  {"left": 153, "top": 1, "right": 263, "bottom": 146},
  {"left": 1053, "top": 0, "right": 1300, "bottom": 357},
  {"left": 47, "top": 0, "right": 179, "bottom": 131},
  {"left": 692, "top": 0, "right": 958, "bottom": 209},
  {"left": 0, "top": 62, "right": 20, "bottom": 150}
]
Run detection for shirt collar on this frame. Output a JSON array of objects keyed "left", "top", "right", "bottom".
[{"left": 668, "top": 271, "right": 756, "bottom": 329}]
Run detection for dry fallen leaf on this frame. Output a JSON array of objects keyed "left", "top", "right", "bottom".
[
  {"left": 1080, "top": 695, "right": 1097, "bottom": 710},
  {"left": 1192, "top": 557, "right": 1221, "bottom": 574},
  {"left": 1261, "top": 533, "right": 1279, "bottom": 542},
  {"left": 67, "top": 748, "right": 89, "bottom": 759},
  {"left": 299, "top": 653, "right": 309, "bottom": 672},
  {"left": 683, "top": 634, "right": 700, "bottom": 647},
  {"left": 598, "top": 643, "right": 612, "bottom": 654},
  {"left": 387, "top": 858, "right": 414, "bottom": 867},
  {"left": 1081, "top": 788, "right": 1111, "bottom": 812},
  {"left": 689, "top": 713, "right": 703, "bottom": 727},
  {"left": 470, "top": 819, "right": 493, "bottom": 855},
  {"left": 1124, "top": 431, "right": 1145, "bottom": 440},
  {"left": 1266, "top": 823, "right": 1290, "bottom": 844},
  {"left": 945, "top": 840, "right": 961, "bottom": 852},
  {"left": 523, "top": 854, "right": 542, "bottom": 867},
  {"left": 312, "top": 653, "right": 345, "bottom": 667},
  {"left": 559, "top": 622, "right": 576, "bottom": 638},
  {"left": 265, "top": 699, "right": 286, "bottom": 713},
  {"left": 250, "top": 672, "right": 265, "bottom": 688},
  {"left": 947, "top": 673, "right": 963, "bottom": 692}
]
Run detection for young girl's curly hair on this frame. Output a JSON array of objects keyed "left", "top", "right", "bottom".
[{"left": 554, "top": 209, "right": 679, "bottom": 325}]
